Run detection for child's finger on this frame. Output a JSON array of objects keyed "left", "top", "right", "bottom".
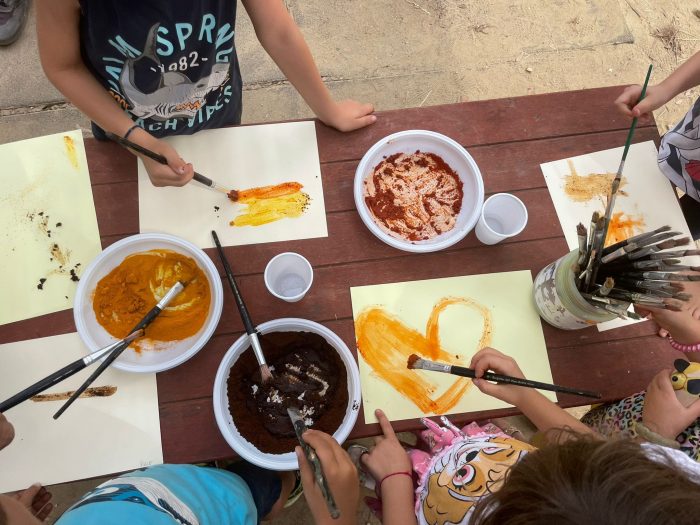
[
  {"left": 302, "top": 430, "right": 340, "bottom": 471},
  {"left": 375, "top": 409, "right": 397, "bottom": 440}
]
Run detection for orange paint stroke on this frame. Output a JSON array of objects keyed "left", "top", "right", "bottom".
[
  {"left": 604, "top": 211, "right": 645, "bottom": 247},
  {"left": 563, "top": 159, "right": 626, "bottom": 203},
  {"left": 355, "top": 297, "right": 492, "bottom": 414},
  {"left": 63, "top": 135, "right": 79, "bottom": 169},
  {"left": 231, "top": 182, "right": 303, "bottom": 202},
  {"left": 230, "top": 187, "right": 310, "bottom": 227}
]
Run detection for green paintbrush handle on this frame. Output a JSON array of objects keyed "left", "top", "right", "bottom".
[{"left": 621, "top": 64, "right": 653, "bottom": 163}]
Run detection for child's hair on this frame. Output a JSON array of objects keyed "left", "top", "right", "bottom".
[{"left": 470, "top": 437, "right": 700, "bottom": 525}]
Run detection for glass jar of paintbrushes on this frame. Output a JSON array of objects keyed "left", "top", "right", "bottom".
[{"left": 533, "top": 249, "right": 617, "bottom": 329}]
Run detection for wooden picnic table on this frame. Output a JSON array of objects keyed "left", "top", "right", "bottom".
[{"left": 1, "top": 85, "right": 683, "bottom": 465}]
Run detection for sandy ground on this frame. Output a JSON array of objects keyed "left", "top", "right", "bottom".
[{"left": 1, "top": 1, "right": 699, "bottom": 524}]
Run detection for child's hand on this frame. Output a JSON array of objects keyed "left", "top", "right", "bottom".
[
  {"left": 361, "top": 409, "right": 412, "bottom": 484},
  {"left": 296, "top": 430, "right": 359, "bottom": 525},
  {"left": 133, "top": 131, "right": 194, "bottom": 187},
  {"left": 321, "top": 100, "right": 377, "bottom": 132},
  {"left": 614, "top": 84, "right": 673, "bottom": 118},
  {"left": 13, "top": 483, "right": 53, "bottom": 522},
  {"left": 470, "top": 347, "right": 529, "bottom": 405},
  {"left": 642, "top": 368, "right": 700, "bottom": 440},
  {"left": 0, "top": 412, "right": 14, "bottom": 451}
]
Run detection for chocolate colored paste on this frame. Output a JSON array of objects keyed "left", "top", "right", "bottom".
[
  {"left": 227, "top": 331, "right": 348, "bottom": 454},
  {"left": 364, "top": 151, "right": 463, "bottom": 241}
]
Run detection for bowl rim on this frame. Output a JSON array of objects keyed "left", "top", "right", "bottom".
[
  {"left": 73, "top": 232, "right": 224, "bottom": 373},
  {"left": 212, "top": 318, "right": 362, "bottom": 470},
  {"left": 353, "top": 129, "right": 485, "bottom": 253}
]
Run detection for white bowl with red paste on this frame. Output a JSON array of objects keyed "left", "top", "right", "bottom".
[
  {"left": 354, "top": 130, "right": 484, "bottom": 252},
  {"left": 213, "top": 318, "right": 362, "bottom": 470}
]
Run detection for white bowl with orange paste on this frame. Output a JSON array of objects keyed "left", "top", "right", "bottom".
[
  {"left": 73, "top": 233, "right": 223, "bottom": 373},
  {"left": 354, "top": 130, "right": 484, "bottom": 252}
]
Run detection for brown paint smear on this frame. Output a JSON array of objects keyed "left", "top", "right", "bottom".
[
  {"left": 63, "top": 135, "right": 79, "bottom": 169},
  {"left": 563, "top": 159, "right": 627, "bottom": 203},
  {"left": 31, "top": 385, "right": 117, "bottom": 402},
  {"left": 605, "top": 211, "right": 645, "bottom": 246},
  {"left": 356, "top": 297, "right": 492, "bottom": 414}
]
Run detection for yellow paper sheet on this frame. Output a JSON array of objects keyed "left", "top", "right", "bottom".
[
  {"left": 0, "top": 333, "right": 162, "bottom": 493},
  {"left": 0, "top": 130, "right": 102, "bottom": 326},
  {"left": 138, "top": 121, "right": 328, "bottom": 248},
  {"left": 540, "top": 141, "right": 699, "bottom": 332},
  {"left": 350, "top": 271, "right": 555, "bottom": 423}
]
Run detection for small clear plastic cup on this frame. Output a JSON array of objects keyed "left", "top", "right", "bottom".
[
  {"left": 264, "top": 252, "right": 314, "bottom": 302},
  {"left": 475, "top": 193, "right": 528, "bottom": 245}
]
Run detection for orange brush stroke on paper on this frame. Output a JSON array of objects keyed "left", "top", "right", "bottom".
[
  {"left": 604, "top": 211, "right": 645, "bottom": 247},
  {"left": 355, "top": 297, "right": 492, "bottom": 414},
  {"left": 229, "top": 182, "right": 310, "bottom": 227},
  {"left": 563, "top": 159, "right": 626, "bottom": 203},
  {"left": 63, "top": 135, "right": 79, "bottom": 169}
]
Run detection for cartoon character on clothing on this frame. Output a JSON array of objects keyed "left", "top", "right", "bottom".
[{"left": 409, "top": 417, "right": 533, "bottom": 525}]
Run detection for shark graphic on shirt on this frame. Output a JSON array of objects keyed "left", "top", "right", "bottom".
[{"left": 119, "top": 23, "right": 230, "bottom": 121}]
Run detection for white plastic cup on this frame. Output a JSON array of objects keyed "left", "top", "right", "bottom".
[
  {"left": 264, "top": 252, "right": 314, "bottom": 302},
  {"left": 475, "top": 193, "right": 528, "bottom": 245}
]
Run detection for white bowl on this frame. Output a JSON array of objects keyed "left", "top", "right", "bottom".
[
  {"left": 73, "top": 233, "right": 223, "bottom": 373},
  {"left": 354, "top": 130, "right": 484, "bottom": 252},
  {"left": 213, "top": 318, "right": 362, "bottom": 470}
]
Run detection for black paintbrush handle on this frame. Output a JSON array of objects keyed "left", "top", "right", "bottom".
[
  {"left": 53, "top": 283, "right": 183, "bottom": 420},
  {"left": 211, "top": 231, "right": 257, "bottom": 336},
  {"left": 52, "top": 340, "right": 132, "bottom": 420},
  {"left": 450, "top": 365, "right": 601, "bottom": 399},
  {"left": 0, "top": 359, "right": 87, "bottom": 413},
  {"left": 104, "top": 132, "right": 213, "bottom": 188}
]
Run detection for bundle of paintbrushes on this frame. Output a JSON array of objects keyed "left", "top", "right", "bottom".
[{"left": 573, "top": 221, "right": 699, "bottom": 319}]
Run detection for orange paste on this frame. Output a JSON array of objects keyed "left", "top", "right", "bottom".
[{"left": 92, "top": 249, "right": 210, "bottom": 346}]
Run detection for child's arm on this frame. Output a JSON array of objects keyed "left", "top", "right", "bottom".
[
  {"left": 36, "top": 0, "right": 193, "bottom": 187},
  {"left": 242, "top": 0, "right": 376, "bottom": 132},
  {"left": 470, "top": 348, "right": 597, "bottom": 437},
  {"left": 296, "top": 430, "right": 360, "bottom": 525},
  {"left": 361, "top": 409, "right": 418, "bottom": 525},
  {"left": 615, "top": 51, "right": 700, "bottom": 118}
]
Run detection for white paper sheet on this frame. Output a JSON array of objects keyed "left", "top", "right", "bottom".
[
  {"left": 0, "top": 333, "right": 162, "bottom": 493},
  {"left": 138, "top": 121, "right": 328, "bottom": 248},
  {"left": 0, "top": 130, "right": 102, "bottom": 326},
  {"left": 540, "top": 141, "right": 698, "bottom": 332}
]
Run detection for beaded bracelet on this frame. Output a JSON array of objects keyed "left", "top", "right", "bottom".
[
  {"left": 668, "top": 335, "right": 700, "bottom": 353},
  {"left": 123, "top": 123, "right": 141, "bottom": 140},
  {"left": 634, "top": 421, "right": 681, "bottom": 450},
  {"left": 379, "top": 471, "right": 412, "bottom": 491}
]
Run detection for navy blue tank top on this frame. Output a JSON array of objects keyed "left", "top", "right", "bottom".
[{"left": 79, "top": 1, "right": 242, "bottom": 138}]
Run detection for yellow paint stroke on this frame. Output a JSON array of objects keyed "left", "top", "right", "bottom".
[
  {"left": 63, "top": 135, "right": 79, "bottom": 169},
  {"left": 563, "top": 159, "right": 627, "bottom": 203},
  {"left": 355, "top": 297, "right": 492, "bottom": 414},
  {"left": 31, "top": 385, "right": 117, "bottom": 402},
  {"left": 605, "top": 211, "right": 645, "bottom": 247},
  {"left": 230, "top": 183, "right": 310, "bottom": 227}
]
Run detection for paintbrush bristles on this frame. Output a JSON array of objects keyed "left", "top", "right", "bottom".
[
  {"left": 407, "top": 354, "right": 421, "bottom": 369},
  {"left": 260, "top": 364, "right": 273, "bottom": 383}
]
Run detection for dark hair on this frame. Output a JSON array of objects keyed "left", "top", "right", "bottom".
[{"left": 470, "top": 437, "right": 700, "bottom": 525}]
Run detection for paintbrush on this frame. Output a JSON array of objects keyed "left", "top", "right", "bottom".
[
  {"left": 616, "top": 278, "right": 677, "bottom": 292},
  {"left": 646, "top": 249, "right": 700, "bottom": 260},
  {"left": 105, "top": 131, "right": 234, "bottom": 198},
  {"left": 53, "top": 282, "right": 186, "bottom": 419},
  {"left": 0, "top": 330, "right": 144, "bottom": 413},
  {"left": 601, "top": 242, "right": 639, "bottom": 264},
  {"left": 594, "top": 277, "right": 615, "bottom": 297},
  {"left": 602, "top": 225, "right": 671, "bottom": 256},
  {"left": 407, "top": 355, "right": 602, "bottom": 399},
  {"left": 288, "top": 407, "right": 339, "bottom": 518},
  {"left": 211, "top": 230, "right": 272, "bottom": 383},
  {"left": 625, "top": 272, "right": 700, "bottom": 281},
  {"left": 577, "top": 223, "right": 588, "bottom": 265},
  {"left": 596, "top": 64, "right": 653, "bottom": 262}
]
